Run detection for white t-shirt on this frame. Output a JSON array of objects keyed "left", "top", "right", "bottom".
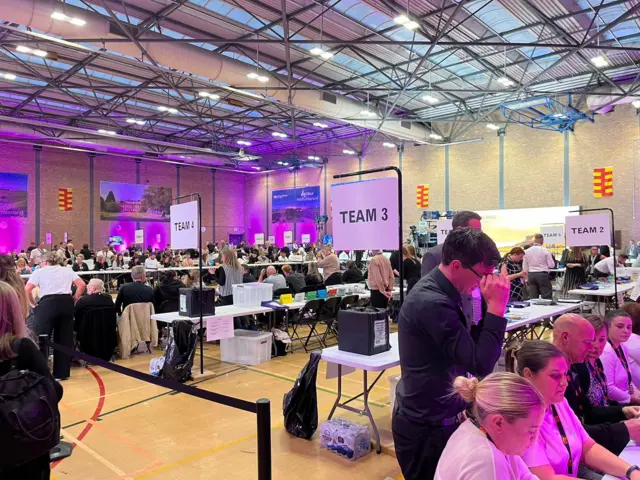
[
  {"left": 594, "top": 257, "right": 616, "bottom": 275},
  {"left": 29, "top": 248, "right": 46, "bottom": 264},
  {"left": 522, "top": 398, "right": 590, "bottom": 477},
  {"left": 435, "top": 420, "right": 538, "bottom": 480},
  {"left": 144, "top": 258, "right": 159, "bottom": 270},
  {"left": 27, "top": 265, "right": 80, "bottom": 297},
  {"left": 602, "top": 341, "right": 634, "bottom": 404},
  {"left": 626, "top": 333, "right": 640, "bottom": 388}
]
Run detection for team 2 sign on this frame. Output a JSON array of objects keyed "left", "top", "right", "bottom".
[
  {"left": 331, "top": 177, "right": 398, "bottom": 251},
  {"left": 565, "top": 213, "right": 611, "bottom": 247}
]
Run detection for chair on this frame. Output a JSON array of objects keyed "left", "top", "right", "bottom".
[
  {"left": 158, "top": 299, "right": 180, "bottom": 313},
  {"left": 300, "top": 285, "right": 318, "bottom": 293},
  {"left": 118, "top": 302, "right": 157, "bottom": 359},
  {"left": 319, "top": 296, "right": 342, "bottom": 347},
  {"left": 273, "top": 287, "right": 292, "bottom": 299},
  {"left": 75, "top": 306, "right": 118, "bottom": 361},
  {"left": 289, "top": 298, "right": 325, "bottom": 353},
  {"left": 324, "top": 272, "right": 343, "bottom": 286},
  {"left": 339, "top": 294, "right": 360, "bottom": 310}
]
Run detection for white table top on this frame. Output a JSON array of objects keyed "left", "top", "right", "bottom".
[
  {"left": 20, "top": 265, "right": 204, "bottom": 279},
  {"left": 568, "top": 283, "right": 634, "bottom": 297},
  {"left": 321, "top": 332, "right": 399, "bottom": 372},
  {"left": 603, "top": 441, "right": 639, "bottom": 479},
  {"left": 151, "top": 305, "right": 272, "bottom": 324},
  {"left": 505, "top": 303, "right": 582, "bottom": 332}
]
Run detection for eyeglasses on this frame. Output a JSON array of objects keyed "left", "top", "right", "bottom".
[{"left": 464, "top": 264, "right": 483, "bottom": 279}]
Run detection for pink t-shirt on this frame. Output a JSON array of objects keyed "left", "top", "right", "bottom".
[
  {"left": 435, "top": 420, "right": 539, "bottom": 480},
  {"left": 522, "top": 398, "right": 590, "bottom": 477}
]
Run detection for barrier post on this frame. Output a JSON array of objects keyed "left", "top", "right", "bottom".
[
  {"left": 38, "top": 334, "right": 48, "bottom": 359},
  {"left": 256, "top": 398, "right": 272, "bottom": 480}
]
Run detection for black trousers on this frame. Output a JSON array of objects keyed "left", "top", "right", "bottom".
[
  {"left": 0, "top": 453, "right": 50, "bottom": 479},
  {"left": 370, "top": 290, "right": 389, "bottom": 309},
  {"left": 392, "top": 410, "right": 458, "bottom": 480},
  {"left": 527, "top": 272, "right": 553, "bottom": 299},
  {"left": 35, "top": 294, "right": 75, "bottom": 379}
]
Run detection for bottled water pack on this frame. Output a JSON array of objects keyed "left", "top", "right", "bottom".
[{"left": 319, "top": 418, "right": 371, "bottom": 461}]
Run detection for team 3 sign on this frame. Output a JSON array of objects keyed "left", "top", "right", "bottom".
[{"left": 331, "top": 177, "right": 398, "bottom": 251}]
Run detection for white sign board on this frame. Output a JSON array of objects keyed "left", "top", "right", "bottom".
[
  {"left": 436, "top": 219, "right": 453, "bottom": 244},
  {"left": 255, "top": 233, "right": 265, "bottom": 245},
  {"left": 46, "top": 232, "right": 52, "bottom": 245},
  {"left": 565, "top": 213, "right": 611, "bottom": 247},
  {"left": 540, "top": 225, "right": 564, "bottom": 245},
  {"left": 301, "top": 234, "right": 311, "bottom": 244},
  {"left": 284, "top": 231, "right": 293, "bottom": 244},
  {"left": 268, "top": 235, "right": 275, "bottom": 244},
  {"left": 170, "top": 201, "right": 199, "bottom": 249},
  {"left": 63, "top": 232, "right": 68, "bottom": 243},
  {"left": 135, "top": 229, "right": 144, "bottom": 245}
]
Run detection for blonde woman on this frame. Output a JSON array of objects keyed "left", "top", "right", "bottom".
[
  {"left": 214, "top": 247, "right": 243, "bottom": 305},
  {"left": 435, "top": 372, "right": 544, "bottom": 479},
  {"left": 0, "top": 254, "right": 29, "bottom": 318},
  {"left": 15, "top": 256, "right": 31, "bottom": 275}
]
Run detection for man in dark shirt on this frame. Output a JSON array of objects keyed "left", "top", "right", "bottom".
[
  {"left": 242, "top": 264, "right": 257, "bottom": 283},
  {"left": 282, "top": 264, "right": 306, "bottom": 293},
  {"left": 393, "top": 228, "right": 510, "bottom": 480},
  {"left": 74, "top": 279, "right": 115, "bottom": 326},
  {"left": 115, "top": 266, "right": 154, "bottom": 315},
  {"left": 153, "top": 270, "right": 186, "bottom": 311}
]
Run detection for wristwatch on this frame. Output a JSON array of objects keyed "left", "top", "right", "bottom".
[{"left": 627, "top": 465, "right": 640, "bottom": 479}]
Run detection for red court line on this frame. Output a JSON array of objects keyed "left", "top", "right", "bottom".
[{"left": 52, "top": 366, "right": 106, "bottom": 469}]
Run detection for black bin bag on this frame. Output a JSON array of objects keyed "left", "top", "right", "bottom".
[
  {"left": 283, "top": 352, "right": 321, "bottom": 440},
  {"left": 162, "top": 320, "right": 197, "bottom": 383}
]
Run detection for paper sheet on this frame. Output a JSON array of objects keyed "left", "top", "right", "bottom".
[{"left": 206, "top": 316, "right": 234, "bottom": 341}]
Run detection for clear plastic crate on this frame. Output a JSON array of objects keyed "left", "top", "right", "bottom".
[
  {"left": 232, "top": 283, "right": 273, "bottom": 307},
  {"left": 221, "top": 330, "right": 273, "bottom": 365},
  {"left": 388, "top": 375, "right": 400, "bottom": 411}
]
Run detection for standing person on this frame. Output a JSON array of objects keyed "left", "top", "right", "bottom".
[
  {"left": 25, "top": 252, "right": 85, "bottom": 380},
  {"left": 393, "top": 228, "right": 510, "bottom": 480},
  {"left": 435, "top": 373, "right": 544, "bottom": 480},
  {"left": 317, "top": 245, "right": 340, "bottom": 281},
  {"left": 421, "top": 211, "right": 482, "bottom": 277},
  {"left": 594, "top": 254, "right": 628, "bottom": 278},
  {"left": 29, "top": 241, "right": 46, "bottom": 266},
  {"left": 562, "top": 246, "right": 587, "bottom": 295},
  {"left": 400, "top": 245, "right": 421, "bottom": 295},
  {"left": 368, "top": 250, "right": 395, "bottom": 309},
  {"left": 602, "top": 309, "right": 640, "bottom": 405},
  {"left": 523, "top": 233, "right": 555, "bottom": 299},
  {"left": 214, "top": 247, "right": 243, "bottom": 306},
  {"left": 588, "top": 246, "right": 603, "bottom": 275},
  {"left": 80, "top": 243, "right": 92, "bottom": 260},
  {"left": 627, "top": 240, "right": 638, "bottom": 259},
  {"left": 0, "top": 281, "right": 63, "bottom": 480},
  {"left": 499, "top": 247, "right": 527, "bottom": 301}
]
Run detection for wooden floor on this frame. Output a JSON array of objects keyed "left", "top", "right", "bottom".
[{"left": 53, "top": 330, "right": 403, "bottom": 480}]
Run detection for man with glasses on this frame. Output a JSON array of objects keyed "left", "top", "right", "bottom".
[{"left": 393, "top": 228, "right": 510, "bottom": 480}]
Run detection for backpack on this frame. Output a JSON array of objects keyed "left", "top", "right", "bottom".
[{"left": 0, "top": 339, "right": 61, "bottom": 467}]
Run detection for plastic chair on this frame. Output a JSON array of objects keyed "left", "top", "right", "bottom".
[
  {"left": 324, "top": 272, "right": 343, "bottom": 286},
  {"left": 319, "top": 296, "right": 342, "bottom": 347},
  {"left": 158, "top": 299, "right": 180, "bottom": 313},
  {"left": 273, "top": 287, "right": 292, "bottom": 299},
  {"left": 339, "top": 294, "right": 360, "bottom": 310},
  {"left": 289, "top": 299, "right": 325, "bottom": 353},
  {"left": 75, "top": 306, "right": 118, "bottom": 361}
]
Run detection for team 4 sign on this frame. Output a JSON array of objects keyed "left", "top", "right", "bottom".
[
  {"left": 170, "top": 201, "right": 199, "bottom": 249},
  {"left": 565, "top": 213, "right": 611, "bottom": 247}
]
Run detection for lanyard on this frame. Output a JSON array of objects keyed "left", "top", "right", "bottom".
[
  {"left": 566, "top": 370, "right": 584, "bottom": 418},
  {"left": 586, "top": 359, "right": 609, "bottom": 402},
  {"left": 551, "top": 405, "right": 574, "bottom": 475},
  {"left": 467, "top": 411, "right": 495, "bottom": 445},
  {"left": 609, "top": 341, "right": 634, "bottom": 394}
]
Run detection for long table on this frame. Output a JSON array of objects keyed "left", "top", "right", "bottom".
[
  {"left": 151, "top": 305, "right": 273, "bottom": 325},
  {"left": 567, "top": 283, "right": 634, "bottom": 315},
  {"left": 504, "top": 302, "right": 583, "bottom": 342},
  {"left": 603, "top": 442, "right": 640, "bottom": 479}
]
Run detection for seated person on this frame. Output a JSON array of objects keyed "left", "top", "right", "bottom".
[
  {"left": 305, "top": 263, "right": 323, "bottom": 286},
  {"left": 242, "top": 264, "right": 257, "bottom": 283},
  {"left": 277, "top": 250, "right": 288, "bottom": 263},
  {"left": 144, "top": 253, "right": 159, "bottom": 270},
  {"left": 282, "top": 264, "right": 305, "bottom": 294},
  {"left": 436, "top": 372, "right": 544, "bottom": 479},
  {"left": 259, "top": 266, "right": 286, "bottom": 290},
  {"left": 93, "top": 255, "right": 108, "bottom": 271},
  {"left": 80, "top": 243, "right": 93, "bottom": 260},
  {"left": 515, "top": 340, "right": 640, "bottom": 479},
  {"left": 114, "top": 266, "right": 153, "bottom": 315},
  {"left": 342, "top": 260, "right": 364, "bottom": 284},
  {"left": 15, "top": 256, "right": 32, "bottom": 275},
  {"left": 602, "top": 309, "right": 640, "bottom": 405},
  {"left": 74, "top": 279, "right": 115, "bottom": 327},
  {"left": 153, "top": 270, "right": 185, "bottom": 311},
  {"left": 128, "top": 255, "right": 142, "bottom": 269}
]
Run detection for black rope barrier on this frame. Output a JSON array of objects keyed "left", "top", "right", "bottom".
[{"left": 38, "top": 335, "right": 272, "bottom": 480}]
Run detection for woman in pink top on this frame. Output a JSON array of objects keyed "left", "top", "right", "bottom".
[
  {"left": 602, "top": 309, "right": 640, "bottom": 404},
  {"left": 435, "top": 372, "right": 543, "bottom": 480},
  {"left": 516, "top": 341, "right": 640, "bottom": 479}
]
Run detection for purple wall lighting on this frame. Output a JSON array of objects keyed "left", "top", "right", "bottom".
[{"left": 0, "top": 218, "right": 25, "bottom": 253}]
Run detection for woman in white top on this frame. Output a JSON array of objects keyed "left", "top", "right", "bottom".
[
  {"left": 621, "top": 304, "right": 640, "bottom": 388},
  {"left": 516, "top": 340, "right": 640, "bottom": 479},
  {"left": 435, "top": 372, "right": 543, "bottom": 480},
  {"left": 25, "top": 252, "right": 85, "bottom": 380},
  {"left": 602, "top": 309, "right": 640, "bottom": 404}
]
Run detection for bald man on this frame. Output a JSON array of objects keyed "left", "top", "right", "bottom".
[
  {"left": 553, "top": 313, "right": 640, "bottom": 456},
  {"left": 259, "top": 265, "right": 286, "bottom": 290}
]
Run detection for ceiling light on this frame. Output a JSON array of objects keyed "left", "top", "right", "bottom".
[
  {"left": 394, "top": 15, "right": 409, "bottom": 25},
  {"left": 167, "top": 107, "right": 178, "bottom": 114},
  {"left": 253, "top": 166, "right": 261, "bottom": 170},
  {"left": 422, "top": 94, "right": 439, "bottom": 104},
  {"left": 404, "top": 20, "right": 419, "bottom": 30},
  {"left": 283, "top": 162, "right": 289, "bottom": 166},
  {"left": 16, "top": 45, "right": 48, "bottom": 57},
  {"left": 552, "top": 113, "right": 566, "bottom": 119},
  {"left": 319, "top": 51, "right": 334, "bottom": 60},
  {"left": 313, "top": 122, "right": 328, "bottom": 128},
  {"left": 632, "top": 100, "right": 640, "bottom": 109},
  {"left": 247, "top": 72, "right": 269, "bottom": 83},
  {"left": 343, "top": 149, "right": 356, "bottom": 155},
  {"left": 157, "top": 106, "right": 178, "bottom": 114},
  {"left": 51, "top": 12, "right": 86, "bottom": 26},
  {"left": 126, "top": 118, "right": 136, "bottom": 124},
  {"left": 33, "top": 49, "right": 48, "bottom": 58},
  {"left": 16, "top": 45, "right": 30, "bottom": 53},
  {"left": 308, "top": 155, "right": 321, "bottom": 161},
  {"left": 382, "top": 142, "right": 396, "bottom": 148},
  {"left": 429, "top": 133, "right": 443, "bottom": 140},
  {"left": 486, "top": 123, "right": 500, "bottom": 130},
  {"left": 360, "top": 109, "right": 377, "bottom": 117},
  {"left": 237, "top": 140, "right": 252, "bottom": 146},
  {"left": 497, "top": 76, "right": 514, "bottom": 87},
  {"left": 310, "top": 47, "right": 334, "bottom": 61},
  {"left": 310, "top": 47, "right": 323, "bottom": 55},
  {"left": 199, "top": 91, "right": 220, "bottom": 100},
  {"left": 0, "top": 73, "right": 16, "bottom": 80},
  {"left": 98, "top": 129, "right": 117, "bottom": 135},
  {"left": 272, "top": 132, "right": 287, "bottom": 138},
  {"left": 591, "top": 55, "right": 609, "bottom": 68},
  {"left": 394, "top": 14, "right": 419, "bottom": 30},
  {"left": 126, "top": 118, "right": 146, "bottom": 125}
]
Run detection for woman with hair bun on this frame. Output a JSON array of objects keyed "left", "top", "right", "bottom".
[{"left": 435, "top": 372, "right": 544, "bottom": 479}]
